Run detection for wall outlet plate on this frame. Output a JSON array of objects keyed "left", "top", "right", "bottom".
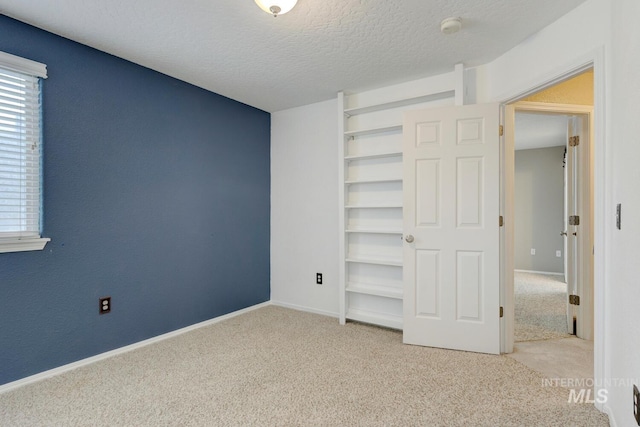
[
  {"left": 316, "top": 273, "right": 323, "bottom": 285},
  {"left": 99, "top": 296, "right": 111, "bottom": 314},
  {"left": 530, "top": 248, "right": 536, "bottom": 255}
]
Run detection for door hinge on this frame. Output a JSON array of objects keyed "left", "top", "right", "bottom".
[
  {"left": 499, "top": 125, "right": 504, "bottom": 137},
  {"left": 500, "top": 306, "right": 504, "bottom": 318},
  {"left": 569, "top": 294, "right": 581, "bottom": 306},
  {"left": 569, "top": 135, "right": 580, "bottom": 147},
  {"left": 499, "top": 216, "right": 504, "bottom": 227},
  {"left": 569, "top": 215, "right": 580, "bottom": 226}
]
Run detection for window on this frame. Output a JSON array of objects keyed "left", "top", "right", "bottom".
[{"left": 0, "top": 51, "right": 49, "bottom": 253}]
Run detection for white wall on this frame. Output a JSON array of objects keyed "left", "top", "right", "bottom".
[
  {"left": 271, "top": 99, "right": 340, "bottom": 316},
  {"left": 477, "top": 0, "right": 610, "bottom": 103},
  {"left": 607, "top": 0, "right": 640, "bottom": 425}
]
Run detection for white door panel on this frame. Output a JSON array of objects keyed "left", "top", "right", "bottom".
[
  {"left": 403, "top": 103, "right": 501, "bottom": 355},
  {"left": 567, "top": 118, "right": 578, "bottom": 334},
  {"left": 567, "top": 115, "right": 592, "bottom": 339}
]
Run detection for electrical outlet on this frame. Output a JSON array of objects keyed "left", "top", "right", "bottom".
[
  {"left": 316, "top": 273, "right": 323, "bottom": 285},
  {"left": 556, "top": 250, "right": 562, "bottom": 257},
  {"left": 99, "top": 296, "right": 111, "bottom": 314},
  {"left": 634, "top": 384, "right": 640, "bottom": 425},
  {"left": 530, "top": 248, "right": 536, "bottom": 255}
]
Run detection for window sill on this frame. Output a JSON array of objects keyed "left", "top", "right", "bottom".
[{"left": 0, "top": 237, "right": 51, "bottom": 254}]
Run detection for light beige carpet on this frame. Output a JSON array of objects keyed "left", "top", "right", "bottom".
[
  {"left": 515, "top": 271, "right": 572, "bottom": 342},
  {"left": 0, "top": 306, "right": 608, "bottom": 426}
]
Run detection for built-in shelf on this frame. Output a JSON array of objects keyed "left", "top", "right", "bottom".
[
  {"left": 345, "top": 204, "right": 403, "bottom": 209},
  {"left": 344, "top": 125, "right": 402, "bottom": 138},
  {"left": 343, "top": 90, "right": 454, "bottom": 117},
  {"left": 346, "top": 308, "right": 403, "bottom": 330},
  {"left": 346, "top": 282, "right": 403, "bottom": 299},
  {"left": 345, "top": 228, "right": 402, "bottom": 235},
  {"left": 346, "top": 256, "right": 403, "bottom": 267},
  {"left": 340, "top": 83, "right": 458, "bottom": 331},
  {"left": 344, "top": 151, "right": 402, "bottom": 161},
  {"left": 340, "top": 86, "right": 458, "bottom": 333},
  {"left": 345, "top": 178, "right": 402, "bottom": 185}
]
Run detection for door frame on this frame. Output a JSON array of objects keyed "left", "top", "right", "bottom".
[{"left": 497, "top": 47, "right": 607, "bottom": 411}]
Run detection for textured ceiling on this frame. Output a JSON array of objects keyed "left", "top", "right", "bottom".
[{"left": 0, "top": 0, "right": 586, "bottom": 112}]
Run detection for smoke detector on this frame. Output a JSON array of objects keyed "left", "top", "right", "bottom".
[{"left": 440, "top": 17, "right": 462, "bottom": 35}]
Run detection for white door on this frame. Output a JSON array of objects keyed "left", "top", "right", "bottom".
[
  {"left": 403, "top": 103, "right": 501, "bottom": 354},
  {"left": 566, "top": 118, "right": 578, "bottom": 334},
  {"left": 566, "top": 115, "right": 592, "bottom": 339}
]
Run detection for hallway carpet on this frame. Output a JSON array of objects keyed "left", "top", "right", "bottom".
[
  {"left": 515, "top": 271, "right": 572, "bottom": 342},
  {"left": 0, "top": 306, "right": 607, "bottom": 426}
]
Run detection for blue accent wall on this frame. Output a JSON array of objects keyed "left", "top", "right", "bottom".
[{"left": 0, "top": 15, "right": 270, "bottom": 385}]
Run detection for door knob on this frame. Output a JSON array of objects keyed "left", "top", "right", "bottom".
[
  {"left": 560, "top": 231, "right": 567, "bottom": 236},
  {"left": 405, "top": 235, "right": 414, "bottom": 243}
]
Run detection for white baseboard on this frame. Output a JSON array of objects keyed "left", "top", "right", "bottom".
[
  {"left": 514, "top": 269, "right": 564, "bottom": 276},
  {"left": 0, "top": 301, "right": 270, "bottom": 395},
  {"left": 601, "top": 404, "right": 616, "bottom": 427},
  {"left": 270, "top": 300, "right": 339, "bottom": 319}
]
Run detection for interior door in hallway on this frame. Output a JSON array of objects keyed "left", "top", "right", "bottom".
[
  {"left": 403, "top": 103, "right": 501, "bottom": 354},
  {"left": 566, "top": 115, "right": 592, "bottom": 339}
]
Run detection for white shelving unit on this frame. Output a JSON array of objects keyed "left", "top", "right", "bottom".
[
  {"left": 338, "top": 70, "right": 459, "bottom": 330},
  {"left": 344, "top": 125, "right": 403, "bottom": 138},
  {"left": 339, "top": 92, "right": 406, "bottom": 330}
]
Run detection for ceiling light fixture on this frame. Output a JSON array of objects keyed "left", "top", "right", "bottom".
[
  {"left": 254, "top": 0, "right": 298, "bottom": 17},
  {"left": 440, "top": 17, "right": 462, "bottom": 35}
]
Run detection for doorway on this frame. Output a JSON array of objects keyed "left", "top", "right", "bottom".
[
  {"left": 512, "top": 112, "right": 571, "bottom": 342},
  {"left": 504, "top": 70, "right": 595, "bottom": 387}
]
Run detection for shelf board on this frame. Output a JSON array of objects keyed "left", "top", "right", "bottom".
[
  {"left": 344, "top": 125, "right": 402, "bottom": 138},
  {"left": 346, "top": 256, "right": 403, "bottom": 267},
  {"left": 346, "top": 308, "right": 403, "bottom": 330},
  {"left": 345, "top": 178, "right": 402, "bottom": 185},
  {"left": 345, "top": 204, "right": 403, "bottom": 209},
  {"left": 346, "top": 282, "right": 403, "bottom": 299},
  {"left": 345, "top": 228, "right": 402, "bottom": 235},
  {"left": 343, "top": 90, "right": 455, "bottom": 117},
  {"left": 344, "top": 151, "right": 402, "bottom": 161}
]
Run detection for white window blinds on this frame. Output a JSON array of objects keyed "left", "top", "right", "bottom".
[{"left": 0, "top": 53, "right": 46, "bottom": 241}]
